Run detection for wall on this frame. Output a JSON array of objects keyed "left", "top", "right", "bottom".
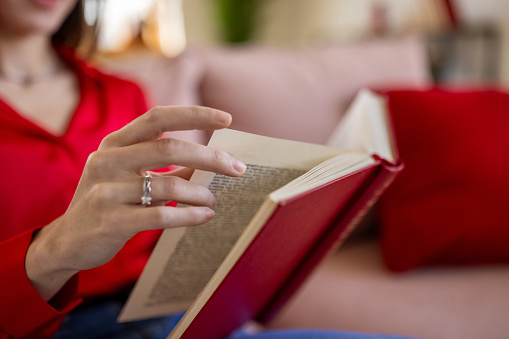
[
  {"left": 183, "top": 0, "right": 509, "bottom": 85},
  {"left": 183, "top": 0, "right": 448, "bottom": 46}
]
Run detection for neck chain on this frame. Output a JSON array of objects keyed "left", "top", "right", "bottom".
[{"left": 0, "top": 63, "right": 62, "bottom": 87}]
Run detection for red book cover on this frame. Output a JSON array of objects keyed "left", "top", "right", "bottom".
[{"left": 173, "top": 157, "right": 403, "bottom": 339}]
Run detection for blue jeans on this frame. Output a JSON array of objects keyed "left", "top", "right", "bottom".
[{"left": 53, "top": 297, "right": 411, "bottom": 339}]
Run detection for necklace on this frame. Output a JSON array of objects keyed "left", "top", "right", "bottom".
[{"left": 0, "top": 63, "right": 62, "bottom": 87}]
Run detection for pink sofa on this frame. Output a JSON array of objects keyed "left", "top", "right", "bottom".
[{"left": 100, "top": 37, "right": 509, "bottom": 339}]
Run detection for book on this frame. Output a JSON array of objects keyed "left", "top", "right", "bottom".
[{"left": 118, "top": 89, "right": 403, "bottom": 339}]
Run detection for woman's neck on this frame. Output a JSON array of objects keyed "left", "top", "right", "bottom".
[
  {"left": 0, "top": 33, "right": 79, "bottom": 136},
  {"left": 0, "top": 34, "right": 60, "bottom": 82}
]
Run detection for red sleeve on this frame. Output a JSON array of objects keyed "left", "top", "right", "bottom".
[
  {"left": 0, "top": 54, "right": 152, "bottom": 338},
  {"left": 0, "top": 230, "right": 82, "bottom": 339}
]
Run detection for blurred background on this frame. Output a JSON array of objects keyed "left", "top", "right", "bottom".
[
  {"left": 86, "top": 0, "right": 509, "bottom": 86},
  {"left": 77, "top": 3, "right": 509, "bottom": 338}
]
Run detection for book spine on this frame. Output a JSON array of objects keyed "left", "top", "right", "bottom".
[{"left": 257, "top": 159, "right": 403, "bottom": 323}]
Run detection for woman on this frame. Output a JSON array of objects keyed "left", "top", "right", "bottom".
[
  {"left": 0, "top": 1, "right": 406, "bottom": 338},
  {"left": 0, "top": 0, "right": 247, "bottom": 337}
]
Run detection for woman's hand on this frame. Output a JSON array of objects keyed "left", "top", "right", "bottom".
[{"left": 25, "top": 106, "right": 246, "bottom": 301}]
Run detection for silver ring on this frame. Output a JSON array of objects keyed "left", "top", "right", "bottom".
[{"left": 141, "top": 174, "right": 152, "bottom": 206}]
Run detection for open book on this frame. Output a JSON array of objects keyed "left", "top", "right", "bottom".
[{"left": 118, "top": 89, "right": 403, "bottom": 338}]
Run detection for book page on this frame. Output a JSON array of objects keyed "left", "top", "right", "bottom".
[
  {"left": 133, "top": 165, "right": 305, "bottom": 318},
  {"left": 119, "top": 129, "right": 348, "bottom": 322},
  {"left": 270, "top": 152, "right": 374, "bottom": 202},
  {"left": 326, "top": 89, "right": 396, "bottom": 163}
]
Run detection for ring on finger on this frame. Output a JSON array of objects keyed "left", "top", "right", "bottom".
[{"left": 141, "top": 173, "right": 152, "bottom": 206}]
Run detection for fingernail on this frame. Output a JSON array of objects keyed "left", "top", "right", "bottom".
[
  {"left": 216, "top": 111, "right": 232, "bottom": 125},
  {"left": 233, "top": 159, "right": 246, "bottom": 175},
  {"left": 206, "top": 208, "right": 215, "bottom": 219}
]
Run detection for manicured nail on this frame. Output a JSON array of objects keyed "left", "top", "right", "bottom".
[
  {"left": 216, "top": 111, "right": 232, "bottom": 125},
  {"left": 233, "top": 159, "right": 246, "bottom": 175},
  {"left": 206, "top": 208, "right": 215, "bottom": 219}
]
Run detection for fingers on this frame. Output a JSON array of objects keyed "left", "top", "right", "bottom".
[
  {"left": 76, "top": 106, "right": 242, "bottom": 237},
  {"left": 86, "top": 105, "right": 244, "bottom": 183},
  {"left": 90, "top": 138, "right": 246, "bottom": 180},
  {"left": 88, "top": 177, "right": 217, "bottom": 208},
  {"left": 124, "top": 206, "right": 216, "bottom": 233},
  {"left": 134, "top": 176, "right": 218, "bottom": 208},
  {"left": 100, "top": 106, "right": 232, "bottom": 149}
]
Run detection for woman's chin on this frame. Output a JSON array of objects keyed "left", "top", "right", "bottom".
[{"left": 0, "top": 0, "right": 77, "bottom": 37}]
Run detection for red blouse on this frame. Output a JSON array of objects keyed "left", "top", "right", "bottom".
[{"left": 0, "top": 48, "right": 161, "bottom": 338}]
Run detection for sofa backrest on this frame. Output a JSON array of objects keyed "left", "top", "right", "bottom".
[
  {"left": 199, "top": 36, "right": 430, "bottom": 144},
  {"left": 99, "top": 36, "right": 430, "bottom": 145}
]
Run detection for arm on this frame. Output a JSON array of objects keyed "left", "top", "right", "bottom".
[
  {"left": 0, "top": 230, "right": 82, "bottom": 339},
  {"left": 1, "top": 106, "right": 245, "bottom": 338}
]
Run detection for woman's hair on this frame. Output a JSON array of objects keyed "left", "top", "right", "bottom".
[{"left": 51, "top": 0, "right": 101, "bottom": 56}]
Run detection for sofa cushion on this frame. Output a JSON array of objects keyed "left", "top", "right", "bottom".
[
  {"left": 377, "top": 89, "right": 509, "bottom": 271},
  {"left": 269, "top": 241, "right": 509, "bottom": 339},
  {"left": 199, "top": 36, "right": 430, "bottom": 144}
]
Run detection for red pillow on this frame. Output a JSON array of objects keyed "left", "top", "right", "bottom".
[{"left": 377, "top": 89, "right": 509, "bottom": 272}]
